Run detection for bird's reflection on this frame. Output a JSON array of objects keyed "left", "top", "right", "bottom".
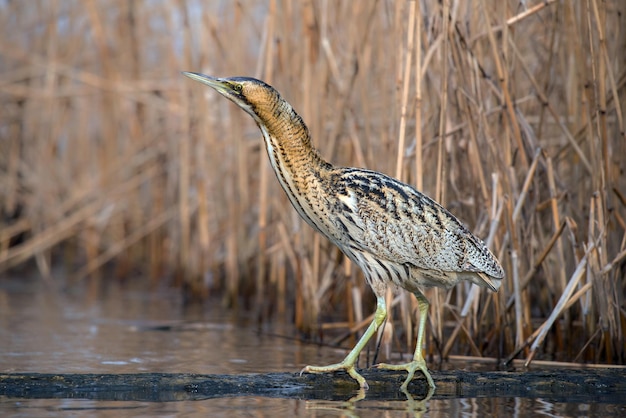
[{"left": 304, "top": 386, "right": 434, "bottom": 417}]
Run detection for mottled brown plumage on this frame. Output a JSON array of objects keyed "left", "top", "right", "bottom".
[{"left": 183, "top": 72, "right": 505, "bottom": 392}]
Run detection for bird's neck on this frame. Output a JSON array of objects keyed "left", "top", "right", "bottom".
[
  {"left": 254, "top": 99, "right": 330, "bottom": 183},
  {"left": 252, "top": 97, "right": 337, "bottom": 236}
]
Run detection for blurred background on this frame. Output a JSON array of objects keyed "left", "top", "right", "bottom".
[{"left": 0, "top": 0, "right": 624, "bottom": 367}]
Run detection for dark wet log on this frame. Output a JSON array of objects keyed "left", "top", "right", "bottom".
[{"left": 1, "top": 368, "right": 625, "bottom": 402}]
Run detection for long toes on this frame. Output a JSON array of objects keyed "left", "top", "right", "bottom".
[
  {"left": 376, "top": 361, "right": 437, "bottom": 390},
  {"left": 375, "top": 362, "right": 405, "bottom": 370},
  {"left": 300, "top": 363, "right": 369, "bottom": 389},
  {"left": 407, "top": 363, "right": 436, "bottom": 389},
  {"left": 300, "top": 363, "right": 342, "bottom": 374}
]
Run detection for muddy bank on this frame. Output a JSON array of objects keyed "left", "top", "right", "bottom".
[{"left": 1, "top": 368, "right": 624, "bottom": 403}]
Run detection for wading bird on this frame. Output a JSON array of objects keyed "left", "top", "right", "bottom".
[{"left": 183, "top": 72, "right": 504, "bottom": 392}]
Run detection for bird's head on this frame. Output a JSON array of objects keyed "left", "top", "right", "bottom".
[{"left": 182, "top": 72, "right": 279, "bottom": 124}]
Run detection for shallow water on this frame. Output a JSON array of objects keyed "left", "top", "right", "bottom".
[{"left": 1, "top": 274, "right": 624, "bottom": 417}]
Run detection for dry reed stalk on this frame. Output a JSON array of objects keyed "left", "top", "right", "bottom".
[
  {"left": 414, "top": 0, "right": 423, "bottom": 193},
  {"left": 395, "top": 0, "right": 416, "bottom": 181},
  {"left": 511, "top": 248, "right": 524, "bottom": 348},
  {"left": 396, "top": 0, "right": 424, "bottom": 353},
  {"left": 388, "top": 0, "right": 417, "bottom": 362},
  {"left": 251, "top": 0, "right": 276, "bottom": 320},
  {"left": 512, "top": 148, "right": 541, "bottom": 221},
  {"left": 526, "top": 250, "right": 591, "bottom": 366},
  {"left": 275, "top": 239, "right": 287, "bottom": 316},
  {"left": 588, "top": 0, "right": 610, "bottom": 193},
  {"left": 177, "top": 4, "right": 193, "bottom": 292},
  {"left": 434, "top": 0, "right": 449, "bottom": 206},
  {"left": 546, "top": 158, "right": 568, "bottom": 295}
]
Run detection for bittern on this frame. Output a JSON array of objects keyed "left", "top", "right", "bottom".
[{"left": 183, "top": 72, "right": 504, "bottom": 391}]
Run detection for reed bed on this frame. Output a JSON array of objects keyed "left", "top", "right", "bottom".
[{"left": 0, "top": 0, "right": 624, "bottom": 366}]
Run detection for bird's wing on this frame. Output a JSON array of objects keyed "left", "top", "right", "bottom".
[{"left": 330, "top": 168, "right": 503, "bottom": 279}]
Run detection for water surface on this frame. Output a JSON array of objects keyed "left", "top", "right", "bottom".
[{"left": 1, "top": 274, "right": 624, "bottom": 417}]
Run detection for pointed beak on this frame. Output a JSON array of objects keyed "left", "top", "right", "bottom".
[
  {"left": 182, "top": 72, "right": 245, "bottom": 101},
  {"left": 182, "top": 71, "right": 223, "bottom": 89}
]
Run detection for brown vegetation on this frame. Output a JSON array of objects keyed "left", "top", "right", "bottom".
[{"left": 1, "top": 1, "right": 624, "bottom": 366}]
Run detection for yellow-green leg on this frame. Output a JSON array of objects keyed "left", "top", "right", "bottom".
[
  {"left": 301, "top": 295, "right": 387, "bottom": 389},
  {"left": 377, "top": 291, "right": 436, "bottom": 390}
]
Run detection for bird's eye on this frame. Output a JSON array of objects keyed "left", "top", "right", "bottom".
[{"left": 233, "top": 84, "right": 243, "bottom": 93}]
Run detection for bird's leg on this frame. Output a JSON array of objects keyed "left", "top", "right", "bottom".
[
  {"left": 377, "top": 290, "right": 436, "bottom": 390},
  {"left": 301, "top": 295, "right": 387, "bottom": 389}
]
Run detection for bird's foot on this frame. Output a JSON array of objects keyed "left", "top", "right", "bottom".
[
  {"left": 376, "top": 358, "right": 436, "bottom": 391},
  {"left": 300, "top": 362, "right": 369, "bottom": 389}
]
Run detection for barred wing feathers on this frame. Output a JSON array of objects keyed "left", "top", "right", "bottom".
[{"left": 329, "top": 168, "right": 504, "bottom": 290}]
